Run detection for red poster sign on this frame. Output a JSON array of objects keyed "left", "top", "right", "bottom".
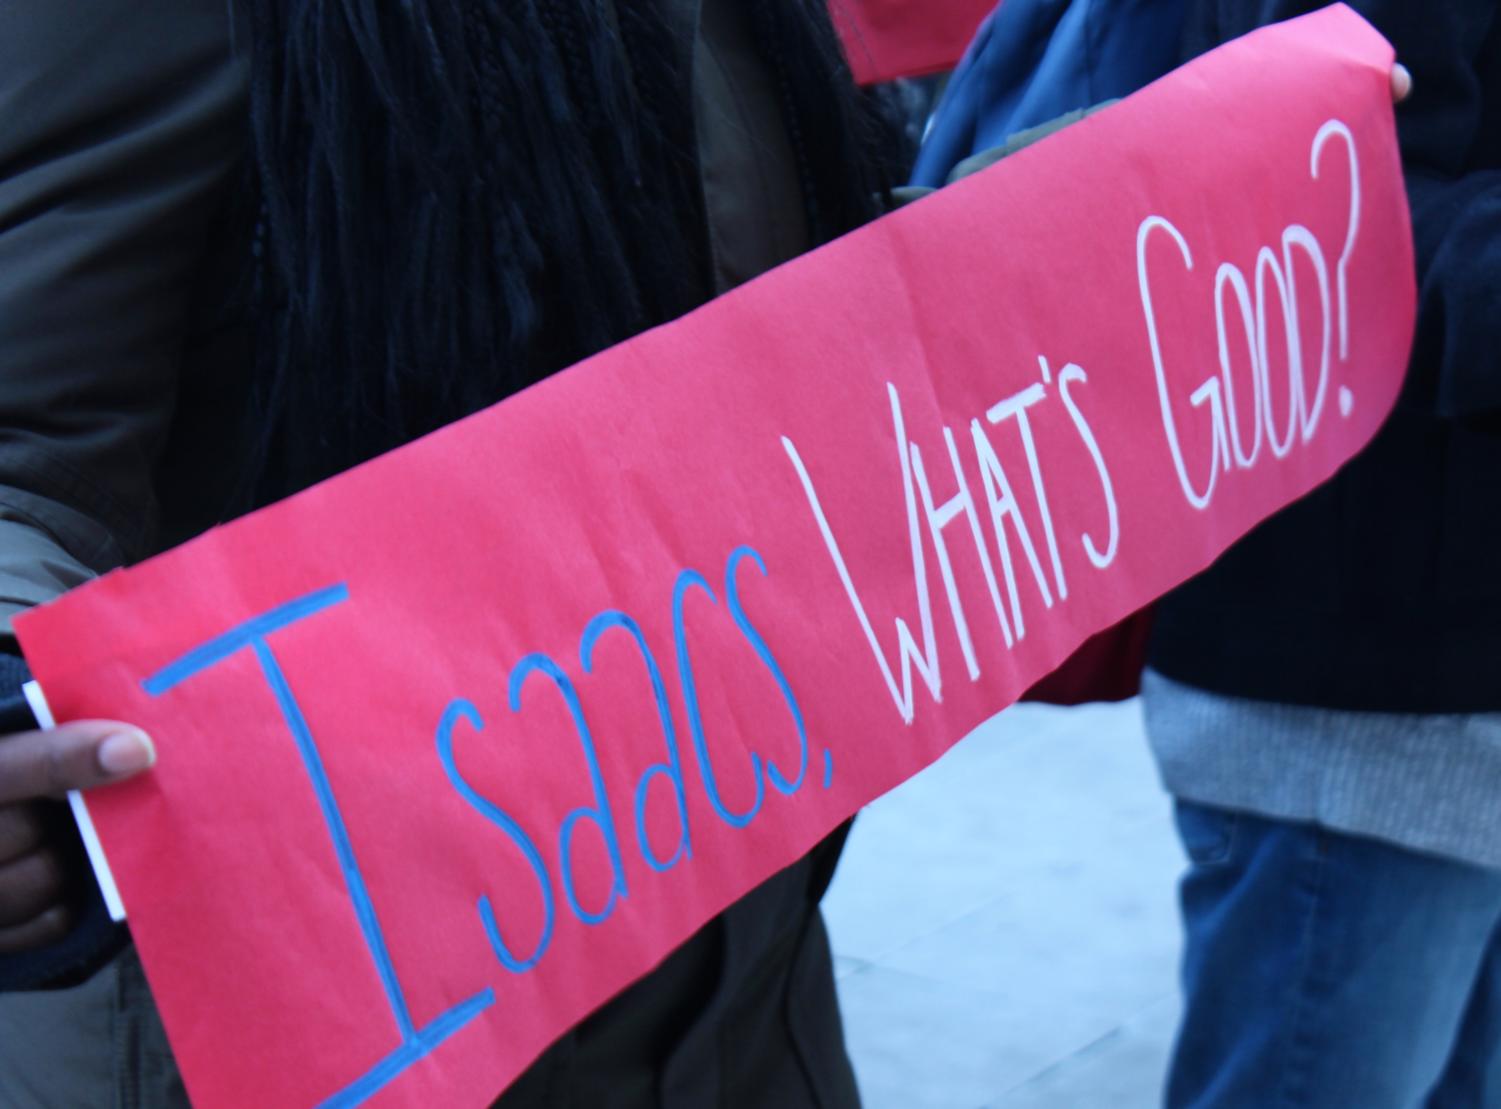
[
  {"left": 832, "top": 0, "right": 995, "bottom": 84},
  {"left": 17, "top": 8, "right": 1411, "bottom": 1107}
]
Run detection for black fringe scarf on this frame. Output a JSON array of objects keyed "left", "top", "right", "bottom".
[{"left": 239, "top": 0, "right": 904, "bottom": 499}]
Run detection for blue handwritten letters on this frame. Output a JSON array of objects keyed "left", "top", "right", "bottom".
[{"left": 143, "top": 546, "right": 816, "bottom": 1107}]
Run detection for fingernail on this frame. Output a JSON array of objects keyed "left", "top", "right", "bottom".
[{"left": 98, "top": 730, "right": 157, "bottom": 777}]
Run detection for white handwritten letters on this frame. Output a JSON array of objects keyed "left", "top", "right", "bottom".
[
  {"left": 1137, "top": 118, "right": 1363, "bottom": 510},
  {"left": 783, "top": 358, "right": 1117, "bottom": 725},
  {"left": 791, "top": 118, "right": 1366, "bottom": 725}
]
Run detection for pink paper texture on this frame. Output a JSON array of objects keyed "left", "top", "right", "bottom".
[
  {"left": 832, "top": 0, "right": 995, "bottom": 84},
  {"left": 16, "top": 8, "right": 1413, "bottom": 1106}
]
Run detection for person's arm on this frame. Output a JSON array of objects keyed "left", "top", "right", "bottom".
[
  {"left": 1384, "top": 1, "right": 1501, "bottom": 425},
  {"left": 0, "top": 0, "right": 247, "bottom": 624},
  {"left": 0, "top": 0, "right": 246, "bottom": 986}
]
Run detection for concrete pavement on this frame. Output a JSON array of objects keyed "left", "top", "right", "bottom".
[{"left": 823, "top": 699, "right": 1185, "bottom": 1108}]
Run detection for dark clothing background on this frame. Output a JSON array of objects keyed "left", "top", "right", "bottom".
[{"left": 1150, "top": 0, "right": 1501, "bottom": 713}]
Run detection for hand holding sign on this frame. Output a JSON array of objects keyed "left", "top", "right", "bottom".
[{"left": 0, "top": 722, "right": 152, "bottom": 951}]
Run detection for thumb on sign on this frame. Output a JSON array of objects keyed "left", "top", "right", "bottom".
[{"left": 0, "top": 722, "right": 153, "bottom": 951}]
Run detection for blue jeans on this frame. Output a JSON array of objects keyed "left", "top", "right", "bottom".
[{"left": 1168, "top": 800, "right": 1501, "bottom": 1108}]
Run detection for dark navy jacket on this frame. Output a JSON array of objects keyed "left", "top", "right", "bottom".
[{"left": 1150, "top": 0, "right": 1501, "bottom": 713}]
